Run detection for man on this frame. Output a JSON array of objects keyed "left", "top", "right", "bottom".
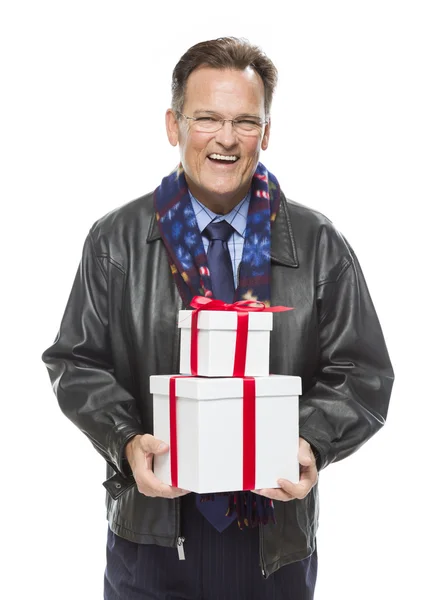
[{"left": 42, "top": 37, "right": 394, "bottom": 599}]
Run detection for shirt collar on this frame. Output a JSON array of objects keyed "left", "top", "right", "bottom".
[{"left": 189, "top": 190, "right": 251, "bottom": 238}]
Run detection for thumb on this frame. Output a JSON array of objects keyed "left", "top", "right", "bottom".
[
  {"left": 140, "top": 435, "right": 169, "bottom": 455},
  {"left": 153, "top": 440, "right": 169, "bottom": 454}
]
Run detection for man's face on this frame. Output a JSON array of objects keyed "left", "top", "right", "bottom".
[{"left": 166, "top": 66, "right": 270, "bottom": 213}]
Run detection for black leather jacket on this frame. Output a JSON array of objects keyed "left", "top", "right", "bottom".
[{"left": 42, "top": 190, "right": 394, "bottom": 578}]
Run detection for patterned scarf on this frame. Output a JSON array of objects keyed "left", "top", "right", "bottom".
[{"left": 154, "top": 161, "right": 280, "bottom": 528}]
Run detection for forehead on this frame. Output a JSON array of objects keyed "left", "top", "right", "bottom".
[{"left": 183, "top": 66, "right": 265, "bottom": 115}]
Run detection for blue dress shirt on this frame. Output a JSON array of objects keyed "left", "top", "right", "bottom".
[{"left": 189, "top": 191, "right": 251, "bottom": 287}]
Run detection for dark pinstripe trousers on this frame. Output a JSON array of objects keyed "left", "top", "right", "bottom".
[{"left": 104, "top": 493, "right": 317, "bottom": 599}]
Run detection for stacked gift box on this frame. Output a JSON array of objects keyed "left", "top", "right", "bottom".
[{"left": 149, "top": 298, "right": 301, "bottom": 494}]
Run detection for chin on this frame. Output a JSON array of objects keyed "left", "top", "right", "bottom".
[
  {"left": 202, "top": 176, "right": 242, "bottom": 195},
  {"left": 206, "top": 185, "right": 239, "bottom": 199}
]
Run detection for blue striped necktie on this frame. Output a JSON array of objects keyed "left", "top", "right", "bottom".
[
  {"left": 195, "top": 219, "right": 237, "bottom": 531},
  {"left": 203, "top": 220, "right": 236, "bottom": 303}
]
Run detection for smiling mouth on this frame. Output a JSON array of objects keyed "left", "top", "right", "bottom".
[{"left": 207, "top": 153, "right": 239, "bottom": 163}]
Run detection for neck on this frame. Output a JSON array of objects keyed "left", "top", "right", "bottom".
[{"left": 185, "top": 177, "right": 249, "bottom": 215}]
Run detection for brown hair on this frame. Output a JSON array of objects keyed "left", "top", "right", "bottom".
[{"left": 171, "top": 37, "right": 278, "bottom": 118}]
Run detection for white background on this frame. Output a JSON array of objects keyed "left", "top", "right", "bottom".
[{"left": 1, "top": 1, "right": 443, "bottom": 598}]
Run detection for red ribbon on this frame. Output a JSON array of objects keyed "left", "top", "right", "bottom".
[
  {"left": 243, "top": 377, "right": 256, "bottom": 490},
  {"left": 168, "top": 375, "right": 191, "bottom": 487},
  {"left": 168, "top": 375, "right": 257, "bottom": 491},
  {"left": 189, "top": 296, "right": 293, "bottom": 376}
]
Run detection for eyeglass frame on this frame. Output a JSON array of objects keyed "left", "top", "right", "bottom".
[{"left": 175, "top": 111, "right": 269, "bottom": 134}]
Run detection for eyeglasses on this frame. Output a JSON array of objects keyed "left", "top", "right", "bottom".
[{"left": 176, "top": 112, "right": 268, "bottom": 136}]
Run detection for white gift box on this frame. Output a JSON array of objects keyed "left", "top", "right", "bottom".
[
  {"left": 178, "top": 309, "right": 273, "bottom": 377},
  {"left": 150, "top": 374, "right": 301, "bottom": 494}
]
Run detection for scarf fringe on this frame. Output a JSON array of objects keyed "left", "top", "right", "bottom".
[{"left": 199, "top": 492, "right": 276, "bottom": 529}]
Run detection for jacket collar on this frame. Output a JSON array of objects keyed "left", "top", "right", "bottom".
[
  {"left": 270, "top": 192, "right": 299, "bottom": 268},
  {"left": 146, "top": 191, "right": 299, "bottom": 268}
]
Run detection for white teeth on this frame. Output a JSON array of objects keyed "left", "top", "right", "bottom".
[{"left": 209, "top": 154, "right": 238, "bottom": 161}]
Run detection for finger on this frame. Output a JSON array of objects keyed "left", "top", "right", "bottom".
[
  {"left": 136, "top": 467, "right": 189, "bottom": 498},
  {"left": 278, "top": 474, "right": 315, "bottom": 499},
  {"left": 300, "top": 462, "right": 319, "bottom": 486},
  {"left": 299, "top": 454, "right": 315, "bottom": 467},
  {"left": 170, "top": 487, "right": 192, "bottom": 497},
  {"left": 298, "top": 449, "right": 315, "bottom": 467},
  {"left": 253, "top": 488, "right": 294, "bottom": 502},
  {"left": 275, "top": 462, "right": 318, "bottom": 489},
  {"left": 156, "top": 483, "right": 190, "bottom": 498},
  {"left": 136, "top": 468, "right": 184, "bottom": 497},
  {"left": 135, "top": 466, "right": 164, "bottom": 492}
]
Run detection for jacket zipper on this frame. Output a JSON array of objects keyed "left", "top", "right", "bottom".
[
  {"left": 175, "top": 295, "right": 186, "bottom": 560},
  {"left": 259, "top": 523, "right": 267, "bottom": 578},
  {"left": 176, "top": 536, "right": 186, "bottom": 560}
]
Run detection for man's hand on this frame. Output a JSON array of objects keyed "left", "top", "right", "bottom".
[
  {"left": 253, "top": 438, "right": 318, "bottom": 502},
  {"left": 125, "top": 434, "right": 190, "bottom": 499}
]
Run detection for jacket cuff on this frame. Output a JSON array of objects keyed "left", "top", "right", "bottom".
[
  {"left": 103, "top": 428, "right": 142, "bottom": 501},
  {"left": 107, "top": 424, "right": 144, "bottom": 479},
  {"left": 103, "top": 471, "right": 136, "bottom": 500}
]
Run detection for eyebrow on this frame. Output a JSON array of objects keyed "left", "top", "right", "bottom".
[{"left": 192, "top": 109, "right": 263, "bottom": 120}]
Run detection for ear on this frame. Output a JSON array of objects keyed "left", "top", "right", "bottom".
[
  {"left": 261, "top": 119, "right": 271, "bottom": 150},
  {"left": 165, "top": 109, "right": 179, "bottom": 147},
  {"left": 261, "top": 119, "right": 271, "bottom": 151}
]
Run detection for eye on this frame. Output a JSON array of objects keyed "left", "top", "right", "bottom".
[
  {"left": 236, "top": 119, "right": 261, "bottom": 127},
  {"left": 195, "top": 117, "right": 217, "bottom": 123}
]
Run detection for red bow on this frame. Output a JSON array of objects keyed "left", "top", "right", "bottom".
[
  {"left": 190, "top": 296, "right": 292, "bottom": 314},
  {"left": 189, "top": 296, "right": 293, "bottom": 376}
]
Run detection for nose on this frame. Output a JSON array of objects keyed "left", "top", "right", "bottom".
[{"left": 214, "top": 119, "right": 238, "bottom": 148}]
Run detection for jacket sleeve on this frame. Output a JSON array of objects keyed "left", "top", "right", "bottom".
[
  {"left": 41, "top": 231, "right": 144, "bottom": 480},
  {"left": 299, "top": 225, "right": 395, "bottom": 472}
]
